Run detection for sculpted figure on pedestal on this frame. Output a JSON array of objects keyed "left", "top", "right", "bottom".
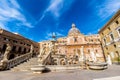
[
  {"left": 38, "top": 44, "right": 46, "bottom": 64},
  {"left": 3, "top": 44, "right": 12, "bottom": 61}
]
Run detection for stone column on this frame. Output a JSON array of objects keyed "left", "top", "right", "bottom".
[{"left": 80, "top": 46, "right": 84, "bottom": 61}]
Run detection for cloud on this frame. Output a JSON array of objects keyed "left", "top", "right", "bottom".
[
  {"left": 37, "top": 0, "right": 74, "bottom": 23},
  {"left": 45, "top": 31, "right": 64, "bottom": 40},
  {"left": 0, "top": 0, "right": 34, "bottom": 30},
  {"left": 87, "top": 0, "right": 120, "bottom": 32},
  {"left": 0, "top": 22, "right": 10, "bottom": 30},
  {"left": 96, "top": 0, "right": 120, "bottom": 19}
]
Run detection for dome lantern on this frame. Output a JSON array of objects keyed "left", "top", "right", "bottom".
[{"left": 68, "top": 23, "right": 81, "bottom": 36}]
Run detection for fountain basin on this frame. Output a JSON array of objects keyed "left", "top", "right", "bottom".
[
  {"left": 31, "top": 65, "right": 45, "bottom": 73},
  {"left": 87, "top": 62, "right": 108, "bottom": 70}
]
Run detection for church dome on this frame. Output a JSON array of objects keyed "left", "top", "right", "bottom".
[{"left": 68, "top": 23, "right": 80, "bottom": 36}]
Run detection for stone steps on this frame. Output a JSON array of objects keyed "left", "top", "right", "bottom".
[
  {"left": 11, "top": 48, "right": 51, "bottom": 71},
  {"left": 11, "top": 57, "right": 38, "bottom": 71}
]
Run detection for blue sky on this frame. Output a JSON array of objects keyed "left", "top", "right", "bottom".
[{"left": 0, "top": 0, "right": 120, "bottom": 42}]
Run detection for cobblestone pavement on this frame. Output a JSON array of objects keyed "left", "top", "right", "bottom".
[{"left": 0, "top": 65, "right": 120, "bottom": 80}]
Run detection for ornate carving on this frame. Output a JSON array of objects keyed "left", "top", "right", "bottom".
[
  {"left": 0, "top": 60, "right": 7, "bottom": 70},
  {"left": 38, "top": 44, "right": 46, "bottom": 64}
]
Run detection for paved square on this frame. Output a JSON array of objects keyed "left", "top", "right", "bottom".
[
  {"left": 0, "top": 65, "right": 120, "bottom": 80},
  {"left": 94, "top": 76, "right": 120, "bottom": 80}
]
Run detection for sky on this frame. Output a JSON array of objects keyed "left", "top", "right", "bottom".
[{"left": 0, "top": 0, "right": 120, "bottom": 42}]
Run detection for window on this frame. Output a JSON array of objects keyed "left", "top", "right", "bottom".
[
  {"left": 109, "top": 33, "right": 114, "bottom": 41},
  {"left": 88, "top": 49, "right": 90, "bottom": 53},
  {"left": 96, "top": 50, "right": 98, "bottom": 53},
  {"left": 108, "top": 27, "right": 111, "bottom": 30},
  {"left": 106, "top": 47, "right": 108, "bottom": 50},
  {"left": 117, "top": 27, "right": 120, "bottom": 37},
  {"left": 13, "top": 40, "right": 17, "bottom": 43},
  {"left": 103, "top": 38, "right": 106, "bottom": 45},
  {"left": 74, "top": 37, "right": 77, "bottom": 42},
  {"left": 4, "top": 37, "right": 9, "bottom": 41},
  {"left": 116, "top": 20, "right": 119, "bottom": 24},
  {"left": 114, "top": 44, "right": 117, "bottom": 48},
  {"left": 12, "top": 46, "right": 16, "bottom": 52},
  {"left": 91, "top": 39, "right": 93, "bottom": 42},
  {"left": 98, "top": 39, "right": 100, "bottom": 41},
  {"left": 102, "top": 33, "right": 104, "bottom": 35}
]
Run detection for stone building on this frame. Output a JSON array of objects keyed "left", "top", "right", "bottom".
[
  {"left": 99, "top": 10, "right": 120, "bottom": 64},
  {"left": 39, "top": 24, "right": 105, "bottom": 65},
  {"left": 0, "top": 28, "right": 39, "bottom": 70}
]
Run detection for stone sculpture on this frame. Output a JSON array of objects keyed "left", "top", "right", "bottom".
[{"left": 3, "top": 44, "right": 12, "bottom": 61}]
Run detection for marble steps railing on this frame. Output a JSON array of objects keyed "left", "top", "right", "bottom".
[
  {"left": 11, "top": 57, "right": 38, "bottom": 71},
  {"left": 0, "top": 52, "right": 33, "bottom": 70}
]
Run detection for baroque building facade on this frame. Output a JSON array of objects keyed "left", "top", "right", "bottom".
[
  {"left": 99, "top": 10, "right": 120, "bottom": 64},
  {"left": 0, "top": 23, "right": 107, "bottom": 70},
  {"left": 39, "top": 24, "right": 105, "bottom": 65}
]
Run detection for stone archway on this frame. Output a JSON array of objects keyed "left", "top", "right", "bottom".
[
  {"left": 12, "top": 46, "right": 16, "bottom": 52},
  {"left": 8, "top": 53, "right": 15, "bottom": 60},
  {"left": 18, "top": 47, "right": 22, "bottom": 53},
  {"left": 60, "top": 58, "right": 66, "bottom": 65},
  {"left": 2, "top": 44, "right": 7, "bottom": 52},
  {"left": 53, "top": 58, "right": 58, "bottom": 65}
]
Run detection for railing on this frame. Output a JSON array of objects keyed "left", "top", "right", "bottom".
[
  {"left": 6, "top": 52, "right": 32, "bottom": 70},
  {"left": 42, "top": 51, "right": 51, "bottom": 65},
  {"left": 39, "top": 47, "right": 52, "bottom": 65}
]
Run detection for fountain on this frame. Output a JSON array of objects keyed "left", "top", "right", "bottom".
[
  {"left": 31, "top": 44, "right": 46, "bottom": 73},
  {"left": 31, "top": 33, "right": 56, "bottom": 73},
  {"left": 87, "top": 50, "right": 108, "bottom": 70}
]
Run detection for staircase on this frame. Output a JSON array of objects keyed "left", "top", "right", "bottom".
[
  {"left": 11, "top": 46, "right": 52, "bottom": 71},
  {"left": 11, "top": 57, "right": 38, "bottom": 71}
]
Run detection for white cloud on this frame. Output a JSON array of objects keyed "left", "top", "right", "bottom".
[
  {"left": 96, "top": 0, "right": 120, "bottom": 19},
  {"left": 45, "top": 31, "right": 64, "bottom": 40},
  {"left": 37, "top": 0, "right": 74, "bottom": 23},
  {"left": 88, "top": 0, "right": 120, "bottom": 31},
  {"left": 0, "top": 22, "right": 9, "bottom": 30},
  {"left": 47, "top": 0, "right": 63, "bottom": 17},
  {"left": 56, "top": 32, "right": 64, "bottom": 37},
  {"left": 0, "top": 0, "right": 34, "bottom": 30}
]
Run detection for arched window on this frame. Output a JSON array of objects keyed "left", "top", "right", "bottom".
[
  {"left": 116, "top": 27, "right": 120, "bottom": 37},
  {"left": 12, "top": 46, "right": 16, "bottom": 52},
  {"left": 109, "top": 33, "right": 114, "bottom": 41},
  {"left": 2, "top": 44, "right": 7, "bottom": 52},
  {"left": 74, "top": 37, "right": 77, "bottom": 42}
]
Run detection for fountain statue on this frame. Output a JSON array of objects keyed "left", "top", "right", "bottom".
[
  {"left": 0, "top": 44, "right": 12, "bottom": 70},
  {"left": 31, "top": 42, "right": 54, "bottom": 73},
  {"left": 90, "top": 51, "right": 97, "bottom": 63},
  {"left": 3, "top": 44, "right": 12, "bottom": 61},
  {"left": 107, "top": 55, "right": 112, "bottom": 65},
  {"left": 38, "top": 44, "right": 46, "bottom": 64},
  {"left": 79, "top": 46, "right": 84, "bottom": 61}
]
